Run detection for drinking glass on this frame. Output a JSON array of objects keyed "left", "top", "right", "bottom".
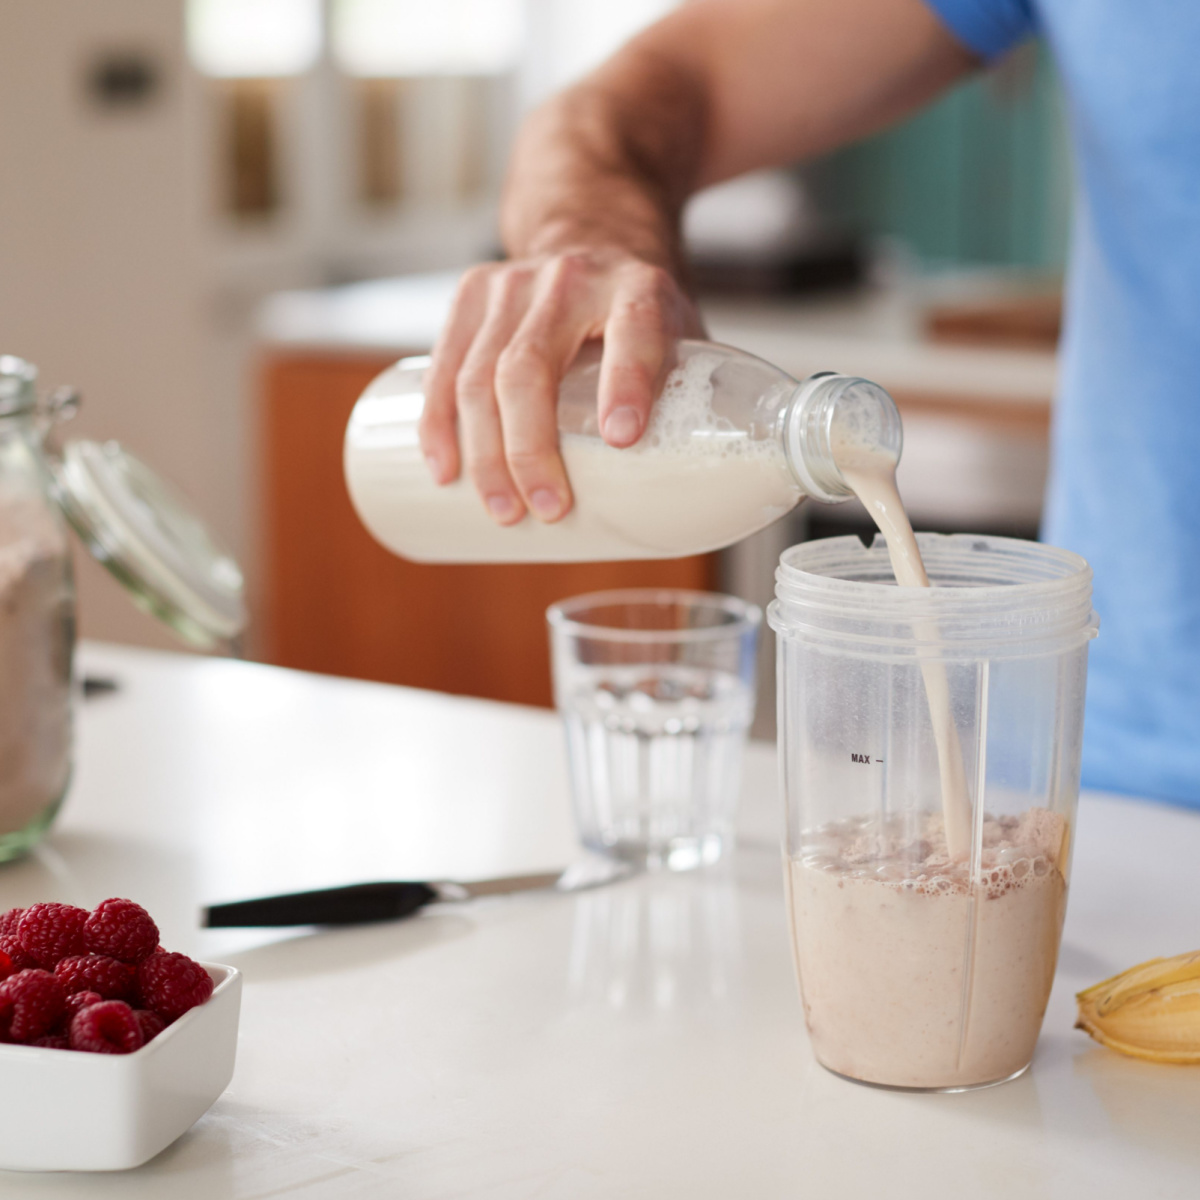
[{"left": 547, "top": 589, "right": 761, "bottom": 871}]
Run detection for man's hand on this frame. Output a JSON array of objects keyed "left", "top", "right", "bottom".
[{"left": 419, "top": 249, "right": 703, "bottom": 525}]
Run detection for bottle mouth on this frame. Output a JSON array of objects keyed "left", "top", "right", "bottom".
[{"left": 783, "top": 374, "right": 904, "bottom": 503}]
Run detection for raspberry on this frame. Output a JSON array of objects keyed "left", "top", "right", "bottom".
[
  {"left": 0, "top": 907, "right": 25, "bottom": 937},
  {"left": 65, "top": 990, "right": 104, "bottom": 1019},
  {"left": 83, "top": 899, "right": 160, "bottom": 965},
  {"left": 30, "top": 1033, "right": 71, "bottom": 1050},
  {"left": 136, "top": 952, "right": 213, "bottom": 1021},
  {"left": 16, "top": 903, "right": 88, "bottom": 968},
  {"left": 0, "top": 949, "right": 12, "bottom": 981},
  {"left": 134, "top": 1009, "right": 167, "bottom": 1043},
  {"left": 0, "top": 969, "right": 67, "bottom": 1043},
  {"left": 55, "top": 954, "right": 136, "bottom": 1001},
  {"left": 0, "top": 934, "right": 38, "bottom": 973},
  {"left": 69, "top": 1000, "right": 144, "bottom": 1054}
]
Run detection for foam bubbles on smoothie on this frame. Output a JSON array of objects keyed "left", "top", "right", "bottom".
[{"left": 797, "top": 808, "right": 1066, "bottom": 900}]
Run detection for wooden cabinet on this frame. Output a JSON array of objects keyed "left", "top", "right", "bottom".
[{"left": 258, "top": 351, "right": 718, "bottom": 708}]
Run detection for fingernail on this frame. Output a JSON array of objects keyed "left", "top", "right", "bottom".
[
  {"left": 424, "top": 452, "right": 446, "bottom": 484},
  {"left": 487, "top": 494, "right": 518, "bottom": 521},
  {"left": 603, "top": 406, "right": 642, "bottom": 445},
  {"left": 529, "top": 488, "right": 562, "bottom": 520}
]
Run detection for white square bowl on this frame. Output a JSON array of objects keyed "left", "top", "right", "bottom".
[{"left": 0, "top": 962, "right": 241, "bottom": 1172}]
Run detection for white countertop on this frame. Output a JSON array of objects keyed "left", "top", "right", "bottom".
[{"left": 2, "top": 643, "right": 1196, "bottom": 1198}]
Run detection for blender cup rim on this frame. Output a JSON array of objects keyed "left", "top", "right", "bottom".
[
  {"left": 777, "top": 532, "right": 1092, "bottom": 598},
  {"left": 547, "top": 588, "right": 762, "bottom": 644},
  {"left": 770, "top": 533, "right": 1098, "bottom": 656}
]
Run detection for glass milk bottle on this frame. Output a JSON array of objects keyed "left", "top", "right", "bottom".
[{"left": 343, "top": 340, "right": 903, "bottom": 563}]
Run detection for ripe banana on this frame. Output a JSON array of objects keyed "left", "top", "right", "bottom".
[{"left": 1076, "top": 950, "right": 1200, "bottom": 1063}]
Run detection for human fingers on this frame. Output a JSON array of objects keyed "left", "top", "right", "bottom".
[
  {"left": 420, "top": 264, "right": 497, "bottom": 484},
  {"left": 597, "top": 263, "right": 701, "bottom": 448},
  {"left": 493, "top": 254, "right": 609, "bottom": 521},
  {"left": 456, "top": 265, "right": 540, "bottom": 524}
]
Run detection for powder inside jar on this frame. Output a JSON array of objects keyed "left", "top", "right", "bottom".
[{"left": 0, "top": 491, "right": 74, "bottom": 843}]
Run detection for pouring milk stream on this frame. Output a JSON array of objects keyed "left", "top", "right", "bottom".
[{"left": 832, "top": 435, "right": 973, "bottom": 858}]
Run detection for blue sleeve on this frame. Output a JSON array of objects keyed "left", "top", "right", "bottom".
[{"left": 922, "top": 0, "right": 1038, "bottom": 60}]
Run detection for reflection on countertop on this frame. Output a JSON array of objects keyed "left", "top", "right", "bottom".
[{"left": 566, "top": 867, "right": 745, "bottom": 1015}]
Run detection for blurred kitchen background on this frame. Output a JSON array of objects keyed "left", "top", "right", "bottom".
[{"left": 0, "top": 0, "right": 1069, "bottom": 731}]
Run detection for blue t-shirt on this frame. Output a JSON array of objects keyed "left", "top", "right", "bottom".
[{"left": 923, "top": 0, "right": 1200, "bottom": 809}]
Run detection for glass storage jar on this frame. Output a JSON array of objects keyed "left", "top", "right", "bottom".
[
  {"left": 0, "top": 355, "right": 246, "bottom": 861},
  {"left": 0, "top": 361, "right": 75, "bottom": 859}
]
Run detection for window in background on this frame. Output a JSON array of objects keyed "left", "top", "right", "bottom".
[
  {"left": 520, "top": 0, "right": 678, "bottom": 106},
  {"left": 331, "top": 0, "right": 523, "bottom": 208},
  {"left": 186, "top": 0, "right": 324, "bottom": 217},
  {"left": 332, "top": 0, "right": 523, "bottom": 77},
  {"left": 187, "top": 0, "right": 322, "bottom": 77}
]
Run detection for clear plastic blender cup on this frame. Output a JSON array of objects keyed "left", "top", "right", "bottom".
[{"left": 769, "top": 534, "right": 1098, "bottom": 1091}]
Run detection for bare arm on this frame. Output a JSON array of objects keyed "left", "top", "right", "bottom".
[{"left": 421, "top": 0, "right": 977, "bottom": 524}]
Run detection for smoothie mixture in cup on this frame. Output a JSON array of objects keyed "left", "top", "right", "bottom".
[{"left": 769, "top": 534, "right": 1097, "bottom": 1090}]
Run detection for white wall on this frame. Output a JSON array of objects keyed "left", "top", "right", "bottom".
[{"left": 0, "top": 0, "right": 214, "bottom": 650}]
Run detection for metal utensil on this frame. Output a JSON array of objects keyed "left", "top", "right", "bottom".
[{"left": 202, "top": 858, "right": 633, "bottom": 928}]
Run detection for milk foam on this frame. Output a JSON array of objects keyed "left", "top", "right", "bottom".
[
  {"left": 629, "top": 353, "right": 779, "bottom": 461},
  {"left": 634, "top": 353, "right": 725, "bottom": 450}
]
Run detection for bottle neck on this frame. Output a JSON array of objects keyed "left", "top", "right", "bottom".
[{"left": 780, "top": 374, "right": 904, "bottom": 504}]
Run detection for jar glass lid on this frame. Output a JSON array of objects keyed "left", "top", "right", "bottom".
[{"left": 53, "top": 439, "right": 246, "bottom": 648}]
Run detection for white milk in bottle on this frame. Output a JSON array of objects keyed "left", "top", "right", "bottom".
[{"left": 343, "top": 341, "right": 903, "bottom": 563}]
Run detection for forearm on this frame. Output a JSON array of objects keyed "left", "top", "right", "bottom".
[
  {"left": 500, "top": 48, "right": 708, "bottom": 276},
  {"left": 500, "top": 0, "right": 976, "bottom": 272}
]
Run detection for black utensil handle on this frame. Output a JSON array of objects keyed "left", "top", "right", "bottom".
[{"left": 202, "top": 881, "right": 439, "bottom": 927}]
